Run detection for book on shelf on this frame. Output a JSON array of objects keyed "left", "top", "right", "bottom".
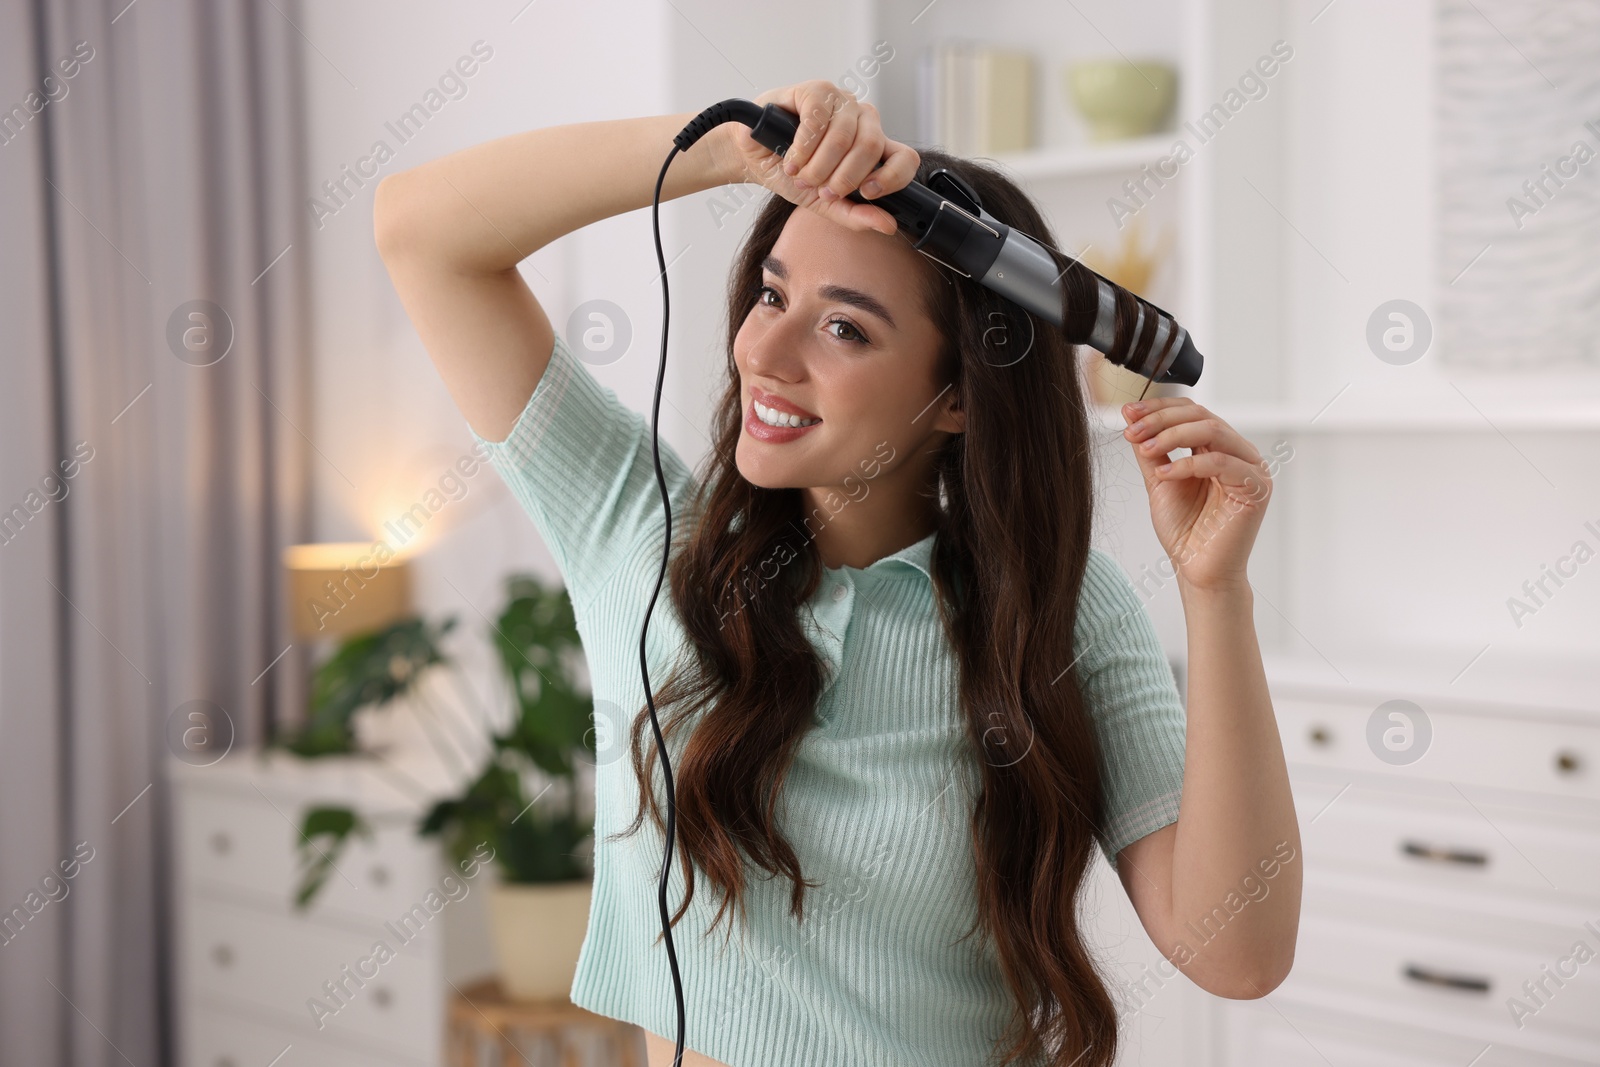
[{"left": 917, "top": 41, "right": 1035, "bottom": 156}]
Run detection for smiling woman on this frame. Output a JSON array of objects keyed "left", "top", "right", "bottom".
[
  {"left": 727, "top": 207, "right": 963, "bottom": 570},
  {"left": 376, "top": 76, "right": 1299, "bottom": 1067}
]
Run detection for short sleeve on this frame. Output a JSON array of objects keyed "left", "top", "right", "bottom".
[
  {"left": 1074, "top": 548, "right": 1188, "bottom": 870},
  {"left": 470, "top": 328, "right": 697, "bottom": 616}
]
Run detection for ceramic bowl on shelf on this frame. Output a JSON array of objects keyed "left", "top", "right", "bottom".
[{"left": 1066, "top": 59, "right": 1177, "bottom": 141}]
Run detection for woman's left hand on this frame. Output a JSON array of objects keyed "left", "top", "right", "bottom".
[{"left": 1121, "top": 398, "right": 1272, "bottom": 593}]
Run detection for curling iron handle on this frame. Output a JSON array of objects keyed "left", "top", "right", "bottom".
[{"left": 742, "top": 103, "right": 937, "bottom": 235}]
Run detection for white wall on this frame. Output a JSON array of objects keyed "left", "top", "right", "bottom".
[
  {"left": 299, "top": 1, "right": 683, "bottom": 696},
  {"left": 1275, "top": 0, "right": 1600, "bottom": 664}
]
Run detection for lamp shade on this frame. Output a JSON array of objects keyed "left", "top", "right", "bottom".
[{"left": 283, "top": 542, "right": 411, "bottom": 640}]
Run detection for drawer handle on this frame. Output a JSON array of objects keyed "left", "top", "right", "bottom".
[
  {"left": 1555, "top": 749, "right": 1583, "bottom": 775},
  {"left": 1402, "top": 963, "right": 1489, "bottom": 994},
  {"left": 1400, "top": 840, "right": 1488, "bottom": 866}
]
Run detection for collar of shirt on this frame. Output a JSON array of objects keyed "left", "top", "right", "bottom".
[{"left": 803, "top": 530, "right": 936, "bottom": 693}]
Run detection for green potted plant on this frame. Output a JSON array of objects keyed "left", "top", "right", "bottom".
[
  {"left": 283, "top": 573, "right": 598, "bottom": 999},
  {"left": 282, "top": 616, "right": 459, "bottom": 758}
]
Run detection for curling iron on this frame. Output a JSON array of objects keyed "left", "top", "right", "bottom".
[
  {"left": 680, "top": 98, "right": 1204, "bottom": 387},
  {"left": 637, "top": 97, "right": 1207, "bottom": 1067}
]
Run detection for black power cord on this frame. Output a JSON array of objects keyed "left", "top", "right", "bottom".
[
  {"left": 638, "top": 102, "right": 777, "bottom": 1067},
  {"left": 641, "top": 142, "right": 688, "bottom": 1066}
]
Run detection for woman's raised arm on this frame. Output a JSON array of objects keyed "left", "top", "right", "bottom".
[{"left": 372, "top": 111, "right": 738, "bottom": 441}]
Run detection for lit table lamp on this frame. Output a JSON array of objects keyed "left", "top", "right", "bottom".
[{"left": 284, "top": 542, "right": 412, "bottom": 640}]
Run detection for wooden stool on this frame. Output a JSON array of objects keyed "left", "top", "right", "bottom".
[{"left": 447, "top": 977, "right": 646, "bottom": 1067}]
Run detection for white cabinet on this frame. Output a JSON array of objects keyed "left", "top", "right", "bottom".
[
  {"left": 1206, "top": 654, "right": 1600, "bottom": 1067},
  {"left": 169, "top": 751, "right": 493, "bottom": 1067},
  {"left": 1078, "top": 650, "right": 1600, "bottom": 1066},
  {"left": 1219, "top": 998, "right": 1594, "bottom": 1067}
]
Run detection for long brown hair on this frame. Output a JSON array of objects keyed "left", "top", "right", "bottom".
[{"left": 613, "top": 148, "right": 1145, "bottom": 1067}]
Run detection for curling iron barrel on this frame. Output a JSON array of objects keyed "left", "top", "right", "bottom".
[{"left": 675, "top": 98, "right": 1203, "bottom": 387}]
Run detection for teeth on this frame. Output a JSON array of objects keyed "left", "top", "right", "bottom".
[{"left": 754, "top": 399, "right": 820, "bottom": 428}]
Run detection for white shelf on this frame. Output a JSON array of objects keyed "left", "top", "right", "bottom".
[
  {"left": 1093, "top": 400, "right": 1600, "bottom": 433},
  {"left": 983, "top": 134, "right": 1175, "bottom": 181}
]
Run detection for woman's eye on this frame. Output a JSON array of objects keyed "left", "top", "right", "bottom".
[
  {"left": 755, "top": 285, "right": 868, "bottom": 345},
  {"left": 827, "top": 319, "right": 866, "bottom": 344}
]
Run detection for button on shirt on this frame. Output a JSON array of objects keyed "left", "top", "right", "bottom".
[{"left": 471, "top": 329, "right": 1188, "bottom": 1067}]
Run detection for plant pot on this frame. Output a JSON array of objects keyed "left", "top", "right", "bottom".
[{"left": 485, "top": 877, "right": 593, "bottom": 1001}]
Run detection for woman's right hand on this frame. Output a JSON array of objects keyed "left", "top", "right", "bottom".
[{"left": 719, "top": 80, "right": 920, "bottom": 237}]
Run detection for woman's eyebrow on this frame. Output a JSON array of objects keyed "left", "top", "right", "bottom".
[{"left": 762, "top": 255, "right": 898, "bottom": 331}]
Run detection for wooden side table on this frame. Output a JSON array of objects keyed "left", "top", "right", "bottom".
[{"left": 447, "top": 977, "right": 645, "bottom": 1067}]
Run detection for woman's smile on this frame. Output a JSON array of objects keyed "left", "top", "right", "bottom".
[
  {"left": 744, "top": 396, "right": 823, "bottom": 442},
  {"left": 745, "top": 385, "right": 823, "bottom": 443}
]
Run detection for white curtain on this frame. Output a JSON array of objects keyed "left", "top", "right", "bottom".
[{"left": 0, "top": 1, "right": 313, "bottom": 1062}]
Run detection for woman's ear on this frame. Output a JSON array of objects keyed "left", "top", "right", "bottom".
[{"left": 936, "top": 387, "right": 965, "bottom": 435}]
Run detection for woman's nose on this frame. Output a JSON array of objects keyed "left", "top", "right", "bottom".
[{"left": 742, "top": 318, "right": 810, "bottom": 380}]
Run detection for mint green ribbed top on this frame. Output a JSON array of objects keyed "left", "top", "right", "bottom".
[{"left": 470, "top": 329, "right": 1187, "bottom": 1067}]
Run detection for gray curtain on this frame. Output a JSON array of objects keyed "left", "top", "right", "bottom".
[{"left": 0, "top": 1, "right": 313, "bottom": 1063}]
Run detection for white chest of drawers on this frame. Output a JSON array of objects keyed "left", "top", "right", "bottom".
[
  {"left": 1083, "top": 649, "right": 1600, "bottom": 1066},
  {"left": 169, "top": 750, "right": 493, "bottom": 1067},
  {"left": 1218, "top": 651, "right": 1600, "bottom": 1066}
]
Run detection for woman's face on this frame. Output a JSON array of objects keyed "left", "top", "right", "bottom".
[{"left": 733, "top": 207, "right": 963, "bottom": 494}]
